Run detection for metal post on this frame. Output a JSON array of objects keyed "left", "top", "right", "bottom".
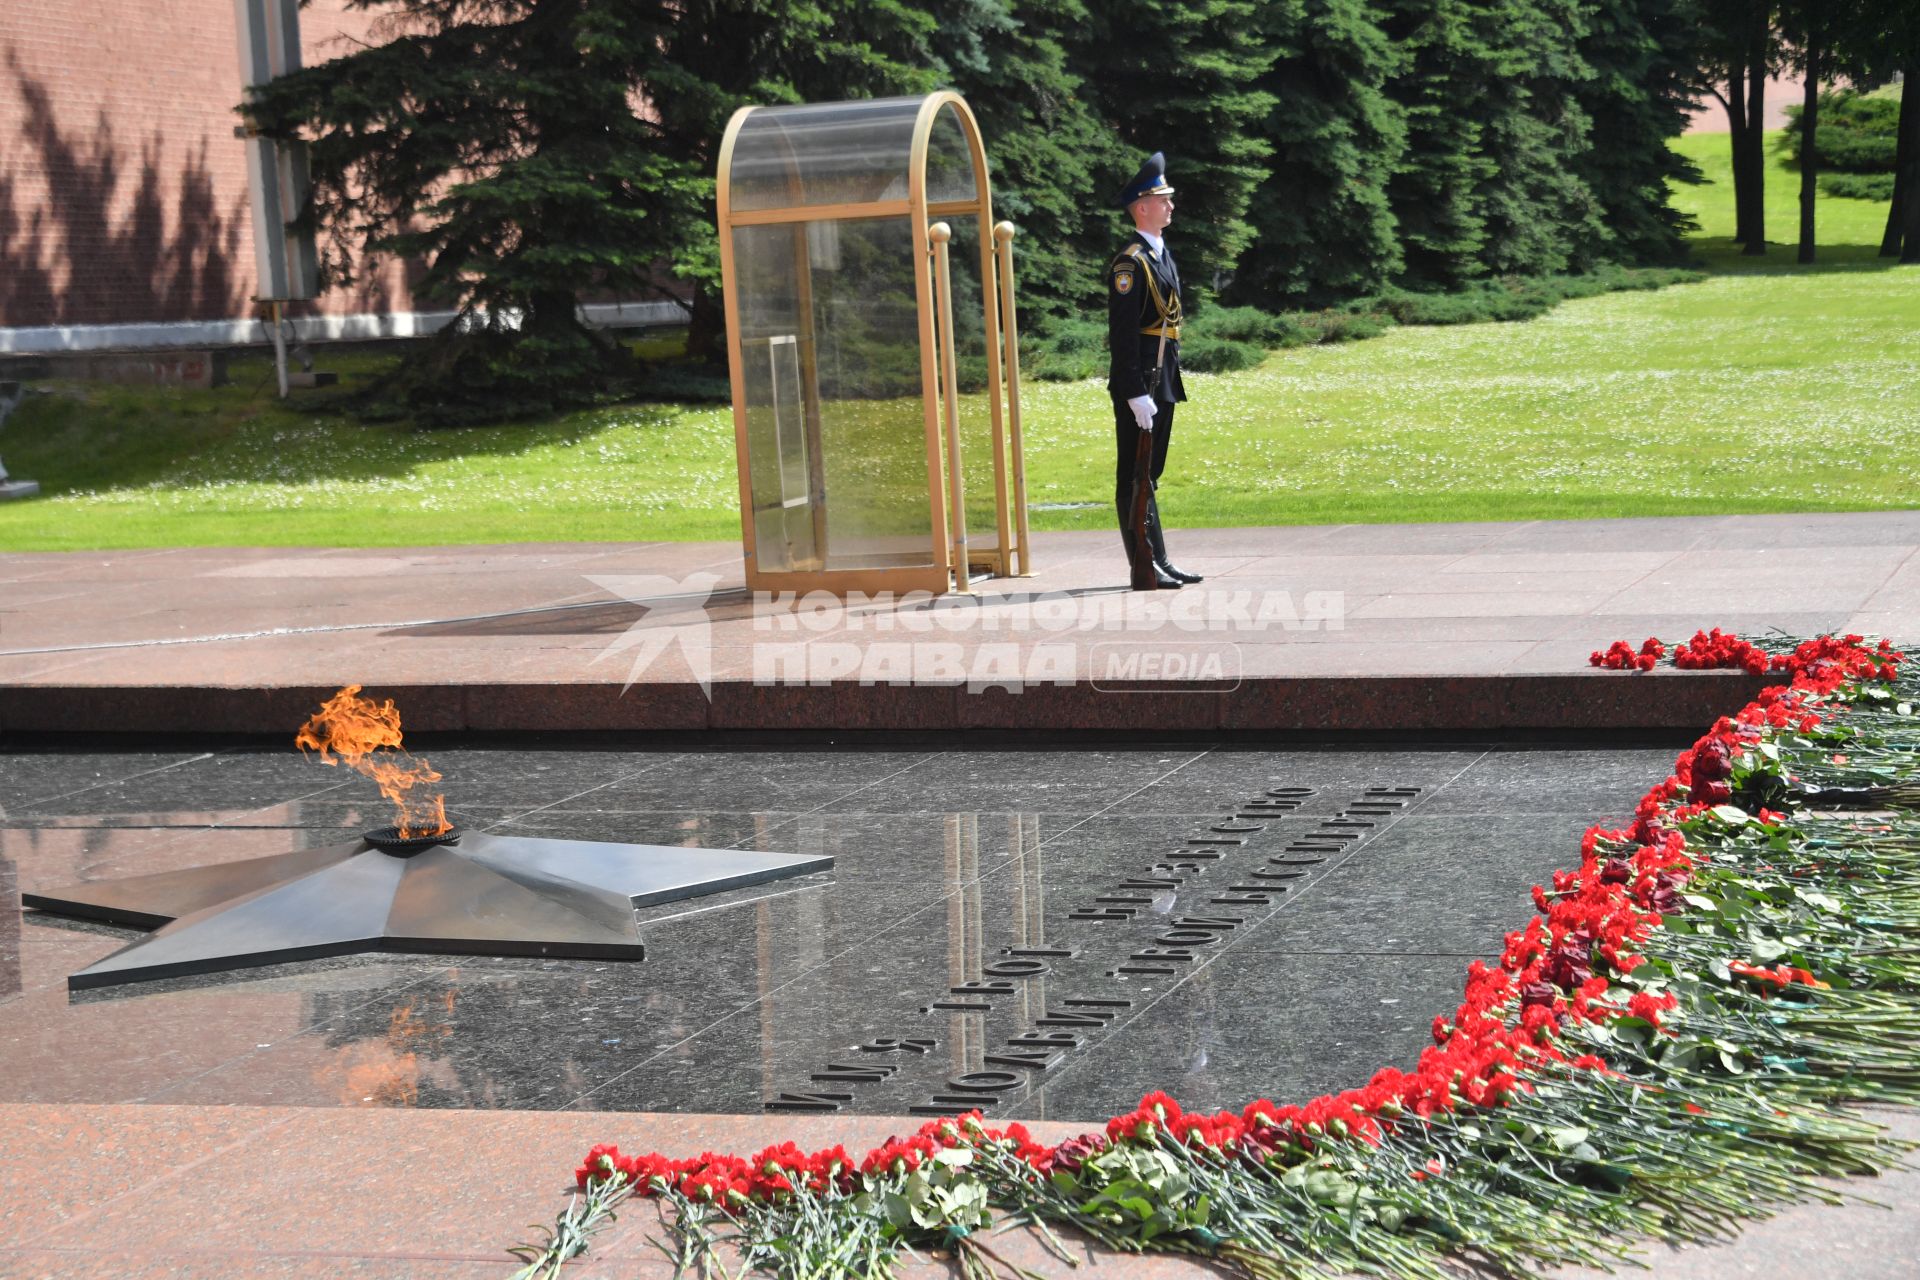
[
  {"left": 993, "top": 222, "right": 1032, "bottom": 576},
  {"left": 975, "top": 223, "right": 1012, "bottom": 580},
  {"left": 792, "top": 223, "right": 828, "bottom": 570},
  {"left": 235, "top": 0, "right": 317, "bottom": 303},
  {"left": 929, "top": 222, "right": 971, "bottom": 593},
  {"left": 269, "top": 301, "right": 290, "bottom": 399}
]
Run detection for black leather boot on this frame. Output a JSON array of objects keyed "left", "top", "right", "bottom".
[
  {"left": 1146, "top": 503, "right": 1203, "bottom": 584},
  {"left": 1121, "top": 525, "right": 1183, "bottom": 588}
]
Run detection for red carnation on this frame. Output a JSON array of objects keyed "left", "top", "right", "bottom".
[{"left": 1048, "top": 1132, "right": 1108, "bottom": 1173}]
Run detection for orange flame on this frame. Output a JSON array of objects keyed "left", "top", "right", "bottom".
[{"left": 296, "top": 684, "right": 450, "bottom": 838}]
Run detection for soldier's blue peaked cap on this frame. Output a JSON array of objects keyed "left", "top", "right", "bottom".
[{"left": 1116, "top": 152, "right": 1175, "bottom": 209}]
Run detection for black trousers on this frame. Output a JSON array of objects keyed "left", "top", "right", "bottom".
[{"left": 1113, "top": 396, "right": 1175, "bottom": 564}]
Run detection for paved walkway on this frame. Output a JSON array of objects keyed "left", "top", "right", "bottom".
[
  {"left": 5, "top": 1102, "right": 1916, "bottom": 1278},
  {"left": 3, "top": 511, "right": 1917, "bottom": 735}
]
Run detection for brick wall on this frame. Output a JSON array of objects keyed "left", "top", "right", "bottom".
[{"left": 0, "top": 1, "right": 412, "bottom": 330}]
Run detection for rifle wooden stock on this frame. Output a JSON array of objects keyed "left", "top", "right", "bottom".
[
  {"left": 1127, "top": 421, "right": 1157, "bottom": 591},
  {"left": 1126, "top": 304, "right": 1171, "bottom": 592}
]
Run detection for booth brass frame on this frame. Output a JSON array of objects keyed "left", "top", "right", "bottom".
[{"left": 715, "top": 92, "right": 1032, "bottom": 597}]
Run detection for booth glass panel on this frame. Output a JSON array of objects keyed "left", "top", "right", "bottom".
[
  {"left": 925, "top": 105, "right": 978, "bottom": 205},
  {"left": 732, "top": 227, "right": 814, "bottom": 573},
  {"left": 733, "top": 215, "right": 935, "bottom": 575},
  {"left": 729, "top": 98, "right": 924, "bottom": 213}
]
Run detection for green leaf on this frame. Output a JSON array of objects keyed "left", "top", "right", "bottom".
[
  {"left": 1550, "top": 1126, "right": 1591, "bottom": 1151},
  {"left": 1612, "top": 1016, "right": 1655, "bottom": 1045},
  {"left": 1304, "top": 1169, "right": 1359, "bottom": 1207},
  {"left": 1795, "top": 888, "right": 1843, "bottom": 913}
]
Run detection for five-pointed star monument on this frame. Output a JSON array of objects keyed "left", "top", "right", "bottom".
[{"left": 23, "top": 829, "right": 833, "bottom": 990}]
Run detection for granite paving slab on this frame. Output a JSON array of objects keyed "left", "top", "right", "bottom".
[
  {"left": 1, "top": 742, "right": 1668, "bottom": 1117},
  {"left": 5, "top": 738, "right": 1920, "bottom": 1278},
  {"left": 5, "top": 1104, "right": 1918, "bottom": 1280},
  {"left": 1, "top": 513, "right": 1913, "bottom": 734}
]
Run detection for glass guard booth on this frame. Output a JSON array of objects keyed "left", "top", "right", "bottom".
[{"left": 718, "top": 92, "right": 1032, "bottom": 596}]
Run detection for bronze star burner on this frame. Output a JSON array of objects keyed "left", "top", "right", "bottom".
[
  {"left": 23, "top": 687, "right": 832, "bottom": 990},
  {"left": 24, "top": 826, "right": 833, "bottom": 990}
]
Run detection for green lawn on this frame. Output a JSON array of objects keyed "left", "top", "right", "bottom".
[{"left": 0, "top": 130, "right": 1914, "bottom": 551}]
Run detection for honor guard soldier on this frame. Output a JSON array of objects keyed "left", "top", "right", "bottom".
[{"left": 1108, "top": 151, "right": 1202, "bottom": 589}]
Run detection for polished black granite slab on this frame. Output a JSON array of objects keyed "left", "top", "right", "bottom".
[{"left": 0, "top": 742, "right": 1673, "bottom": 1121}]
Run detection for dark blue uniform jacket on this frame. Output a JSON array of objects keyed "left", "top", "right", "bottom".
[{"left": 1105, "top": 232, "right": 1187, "bottom": 405}]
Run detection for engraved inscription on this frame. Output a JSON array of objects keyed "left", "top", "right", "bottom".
[{"left": 769, "top": 782, "right": 1428, "bottom": 1115}]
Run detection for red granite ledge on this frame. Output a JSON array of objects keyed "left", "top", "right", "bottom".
[
  {"left": 707, "top": 679, "right": 959, "bottom": 731},
  {"left": 1218, "top": 672, "right": 1771, "bottom": 732},
  {"left": 0, "top": 672, "right": 1770, "bottom": 735},
  {"left": 0, "top": 684, "right": 461, "bottom": 735},
  {"left": 957, "top": 682, "right": 1227, "bottom": 731},
  {"left": 462, "top": 681, "right": 713, "bottom": 732}
]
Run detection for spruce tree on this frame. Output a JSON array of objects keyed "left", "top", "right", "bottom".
[
  {"left": 1069, "top": 0, "right": 1277, "bottom": 305},
  {"left": 642, "top": 0, "right": 936, "bottom": 363},
  {"left": 245, "top": 0, "right": 933, "bottom": 423},
  {"left": 926, "top": 0, "right": 1121, "bottom": 329},
  {"left": 1380, "top": 0, "right": 1499, "bottom": 288},
  {"left": 1468, "top": 0, "right": 1606, "bottom": 277},
  {"left": 1231, "top": 0, "right": 1406, "bottom": 307},
  {"left": 1572, "top": 0, "right": 1705, "bottom": 264}
]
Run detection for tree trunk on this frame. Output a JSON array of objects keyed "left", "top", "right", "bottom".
[
  {"left": 1904, "top": 107, "right": 1920, "bottom": 263},
  {"left": 1798, "top": 40, "right": 1819, "bottom": 264},
  {"left": 1726, "top": 72, "right": 1753, "bottom": 246},
  {"left": 685, "top": 283, "right": 728, "bottom": 369},
  {"left": 1741, "top": 35, "right": 1768, "bottom": 256},
  {"left": 1886, "top": 69, "right": 1917, "bottom": 258}
]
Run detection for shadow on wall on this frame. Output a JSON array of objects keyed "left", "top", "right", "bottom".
[{"left": 0, "top": 52, "right": 249, "bottom": 330}]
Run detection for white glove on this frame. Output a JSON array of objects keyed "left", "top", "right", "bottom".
[{"left": 1128, "top": 395, "right": 1155, "bottom": 432}]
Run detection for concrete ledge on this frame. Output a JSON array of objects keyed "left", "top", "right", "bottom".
[{"left": 0, "top": 300, "right": 687, "bottom": 355}]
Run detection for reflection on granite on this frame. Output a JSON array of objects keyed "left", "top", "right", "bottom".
[
  {"left": 1410, "top": 748, "right": 1675, "bottom": 819},
  {"left": 0, "top": 742, "right": 1676, "bottom": 1120},
  {"left": 1234, "top": 812, "right": 1609, "bottom": 958},
  {"left": 0, "top": 871, "right": 18, "bottom": 1002},
  {"left": 1026, "top": 953, "right": 1474, "bottom": 1121},
  {"left": 0, "top": 750, "right": 217, "bottom": 813}
]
